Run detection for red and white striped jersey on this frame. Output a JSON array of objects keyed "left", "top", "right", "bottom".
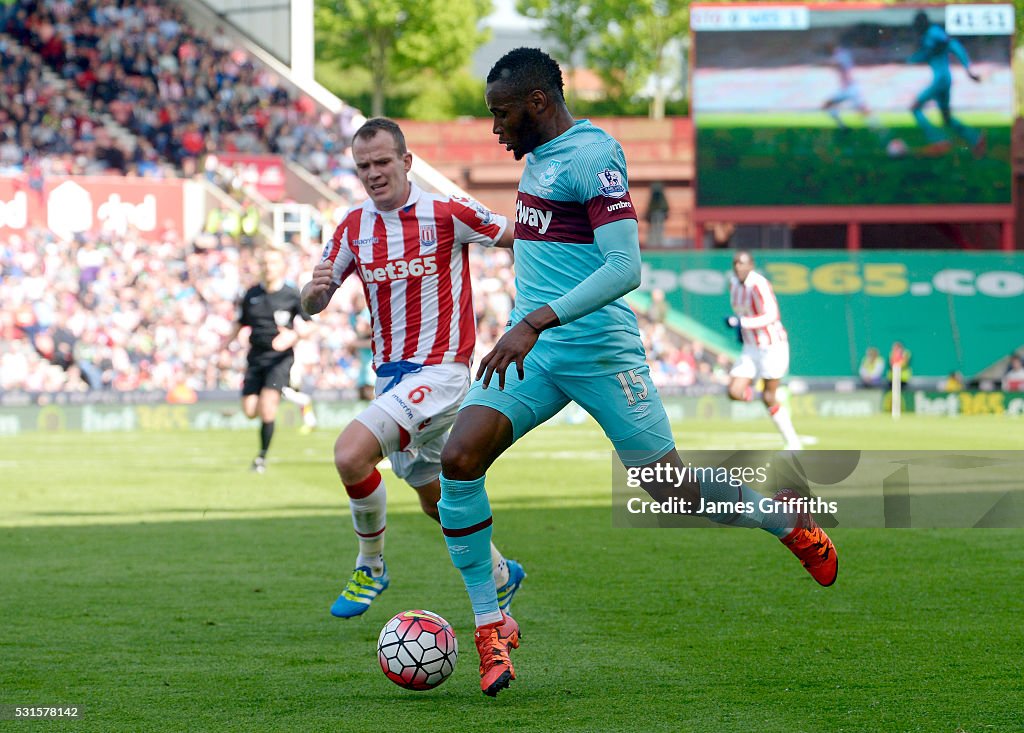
[
  {"left": 729, "top": 270, "right": 788, "bottom": 347},
  {"left": 322, "top": 183, "right": 507, "bottom": 368}
]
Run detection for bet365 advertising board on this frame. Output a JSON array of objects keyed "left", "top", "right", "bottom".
[{"left": 640, "top": 250, "right": 1023, "bottom": 377}]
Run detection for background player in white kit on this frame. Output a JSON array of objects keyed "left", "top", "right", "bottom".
[
  {"left": 725, "top": 250, "right": 803, "bottom": 450},
  {"left": 300, "top": 118, "right": 523, "bottom": 618},
  {"left": 822, "top": 43, "right": 881, "bottom": 133}
]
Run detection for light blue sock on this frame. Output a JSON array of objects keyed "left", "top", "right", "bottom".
[
  {"left": 438, "top": 473, "right": 501, "bottom": 626},
  {"left": 950, "top": 117, "right": 980, "bottom": 147},
  {"left": 698, "top": 475, "right": 794, "bottom": 537}
]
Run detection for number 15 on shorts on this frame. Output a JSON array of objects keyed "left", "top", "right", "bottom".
[{"left": 615, "top": 369, "right": 649, "bottom": 406}]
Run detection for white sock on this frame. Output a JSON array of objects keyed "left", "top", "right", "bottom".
[
  {"left": 282, "top": 386, "right": 311, "bottom": 406},
  {"left": 770, "top": 404, "right": 802, "bottom": 449},
  {"left": 356, "top": 552, "right": 385, "bottom": 577},
  {"left": 475, "top": 610, "right": 504, "bottom": 627},
  {"left": 346, "top": 473, "right": 386, "bottom": 573},
  {"left": 491, "top": 542, "right": 509, "bottom": 587},
  {"left": 301, "top": 403, "right": 317, "bottom": 427}
]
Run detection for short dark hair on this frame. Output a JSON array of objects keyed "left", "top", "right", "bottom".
[
  {"left": 912, "top": 10, "right": 930, "bottom": 33},
  {"left": 353, "top": 117, "right": 407, "bottom": 156},
  {"left": 486, "top": 47, "right": 565, "bottom": 103}
]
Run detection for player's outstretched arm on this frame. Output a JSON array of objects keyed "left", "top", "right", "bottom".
[
  {"left": 477, "top": 219, "right": 641, "bottom": 390},
  {"left": 547, "top": 218, "right": 642, "bottom": 325},
  {"left": 948, "top": 37, "right": 974, "bottom": 73},
  {"left": 496, "top": 221, "right": 515, "bottom": 249},
  {"left": 300, "top": 260, "right": 339, "bottom": 316}
]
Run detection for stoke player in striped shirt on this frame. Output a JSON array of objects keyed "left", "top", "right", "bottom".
[
  {"left": 725, "top": 250, "right": 803, "bottom": 450},
  {"left": 300, "top": 118, "right": 525, "bottom": 620}
]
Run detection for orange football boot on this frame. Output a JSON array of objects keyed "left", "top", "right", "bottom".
[
  {"left": 474, "top": 612, "right": 520, "bottom": 697},
  {"left": 774, "top": 489, "right": 838, "bottom": 587}
]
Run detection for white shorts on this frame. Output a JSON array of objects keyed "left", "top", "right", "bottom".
[
  {"left": 355, "top": 362, "right": 470, "bottom": 487},
  {"left": 730, "top": 343, "right": 790, "bottom": 381}
]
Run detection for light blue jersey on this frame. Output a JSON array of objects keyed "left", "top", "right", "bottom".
[
  {"left": 910, "top": 25, "right": 972, "bottom": 87},
  {"left": 463, "top": 119, "right": 674, "bottom": 461},
  {"left": 908, "top": 23, "right": 980, "bottom": 147},
  {"left": 512, "top": 120, "right": 642, "bottom": 370}
]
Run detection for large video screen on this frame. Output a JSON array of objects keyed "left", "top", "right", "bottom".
[{"left": 692, "top": 4, "right": 1014, "bottom": 207}]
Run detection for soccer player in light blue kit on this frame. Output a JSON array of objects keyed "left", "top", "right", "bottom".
[
  {"left": 436, "top": 48, "right": 839, "bottom": 697},
  {"left": 907, "top": 10, "right": 985, "bottom": 156}
]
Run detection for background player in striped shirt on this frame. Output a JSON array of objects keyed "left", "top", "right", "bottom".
[
  {"left": 300, "top": 118, "right": 524, "bottom": 619},
  {"left": 726, "top": 251, "right": 803, "bottom": 451},
  {"left": 437, "top": 48, "right": 838, "bottom": 698}
]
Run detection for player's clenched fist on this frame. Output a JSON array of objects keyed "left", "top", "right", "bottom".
[
  {"left": 301, "top": 260, "right": 337, "bottom": 315},
  {"left": 309, "top": 260, "right": 335, "bottom": 293}
]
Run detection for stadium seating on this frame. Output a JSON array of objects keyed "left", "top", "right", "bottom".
[
  {"left": 3, "top": 0, "right": 360, "bottom": 197},
  {"left": 0, "top": 228, "right": 719, "bottom": 395}
]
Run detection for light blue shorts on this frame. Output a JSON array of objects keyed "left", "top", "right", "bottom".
[{"left": 462, "top": 340, "right": 676, "bottom": 466}]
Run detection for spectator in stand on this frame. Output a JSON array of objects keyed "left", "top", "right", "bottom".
[
  {"left": 644, "top": 182, "right": 669, "bottom": 247},
  {"left": 1003, "top": 355, "right": 1024, "bottom": 392},
  {"left": 648, "top": 288, "right": 668, "bottom": 324},
  {"left": 12, "top": 0, "right": 364, "bottom": 198},
  {"left": 32, "top": 326, "right": 75, "bottom": 372},
  {"left": 710, "top": 222, "right": 736, "bottom": 248},
  {"left": 1, "top": 223, "right": 705, "bottom": 396},
  {"left": 941, "top": 371, "right": 965, "bottom": 392},
  {"left": 94, "top": 129, "right": 128, "bottom": 174},
  {"left": 0, "top": 0, "right": 17, "bottom": 30},
  {"left": 0, "top": 38, "right": 118, "bottom": 174},
  {"left": 858, "top": 346, "right": 886, "bottom": 388}
]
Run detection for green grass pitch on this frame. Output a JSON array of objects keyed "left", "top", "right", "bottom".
[
  {"left": 2, "top": 416, "right": 1023, "bottom": 731},
  {"left": 696, "top": 112, "right": 1012, "bottom": 207}
]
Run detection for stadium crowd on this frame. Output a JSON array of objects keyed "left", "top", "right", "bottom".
[
  {"left": 0, "top": 1, "right": 726, "bottom": 397},
  {"left": 0, "top": 228, "right": 722, "bottom": 397},
  {"left": 2, "top": 0, "right": 364, "bottom": 198}
]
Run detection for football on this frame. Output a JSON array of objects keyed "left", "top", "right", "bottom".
[
  {"left": 886, "top": 138, "right": 909, "bottom": 158},
  {"left": 377, "top": 610, "right": 458, "bottom": 690}
]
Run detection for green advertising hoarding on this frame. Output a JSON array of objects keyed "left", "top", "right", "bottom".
[{"left": 639, "top": 251, "right": 1024, "bottom": 377}]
